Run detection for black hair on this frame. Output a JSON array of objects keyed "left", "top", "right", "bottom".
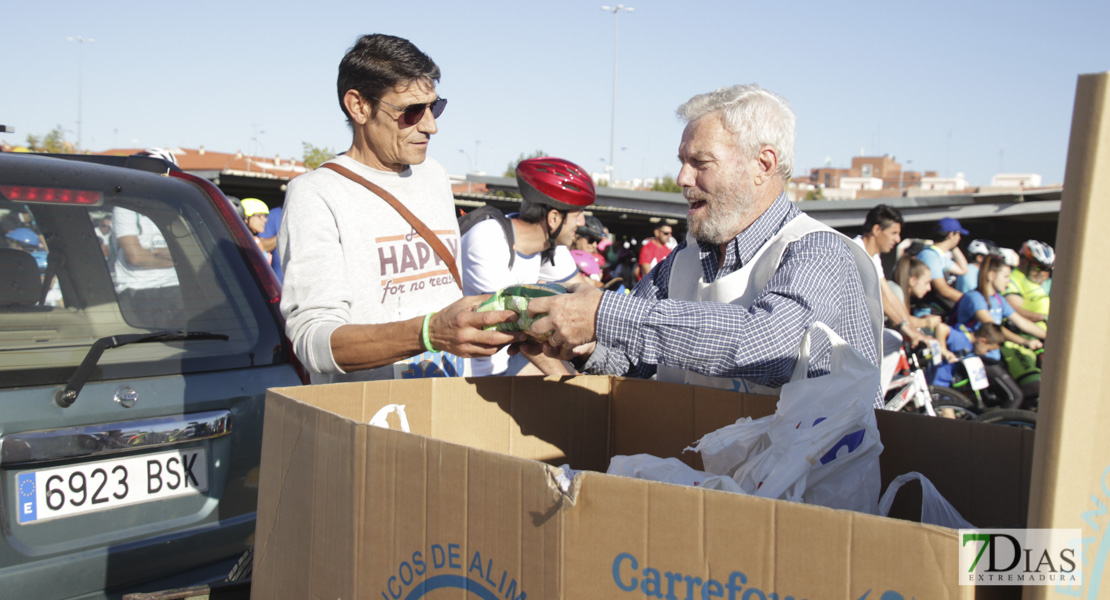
[
  {"left": 518, "top": 200, "right": 554, "bottom": 225},
  {"left": 863, "top": 204, "right": 903, "bottom": 233},
  {"left": 337, "top": 34, "right": 441, "bottom": 125}
]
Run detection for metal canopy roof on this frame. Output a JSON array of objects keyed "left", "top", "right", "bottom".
[{"left": 464, "top": 173, "right": 1062, "bottom": 233}]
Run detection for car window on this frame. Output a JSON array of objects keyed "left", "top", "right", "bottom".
[{"left": 0, "top": 173, "right": 283, "bottom": 388}]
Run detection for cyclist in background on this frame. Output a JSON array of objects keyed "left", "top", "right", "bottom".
[
  {"left": 915, "top": 217, "right": 969, "bottom": 317},
  {"left": 240, "top": 198, "right": 271, "bottom": 262},
  {"left": 570, "top": 215, "right": 607, "bottom": 288},
  {"left": 892, "top": 255, "right": 956, "bottom": 362},
  {"left": 1001, "top": 239, "right": 1054, "bottom": 399},
  {"left": 460, "top": 156, "right": 595, "bottom": 376},
  {"left": 931, "top": 322, "right": 1005, "bottom": 389},
  {"left": 1004, "top": 240, "right": 1053, "bottom": 327},
  {"left": 950, "top": 255, "right": 1045, "bottom": 409},
  {"left": 955, "top": 238, "right": 1000, "bottom": 294}
]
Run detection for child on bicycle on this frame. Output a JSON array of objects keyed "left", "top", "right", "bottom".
[
  {"left": 893, "top": 255, "right": 957, "bottom": 363},
  {"left": 931, "top": 322, "right": 1005, "bottom": 389},
  {"left": 949, "top": 255, "right": 1045, "bottom": 409}
]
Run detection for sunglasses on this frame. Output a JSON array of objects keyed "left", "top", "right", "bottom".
[{"left": 373, "top": 96, "right": 447, "bottom": 126}]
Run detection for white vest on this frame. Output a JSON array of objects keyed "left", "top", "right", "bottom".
[{"left": 656, "top": 213, "right": 883, "bottom": 395}]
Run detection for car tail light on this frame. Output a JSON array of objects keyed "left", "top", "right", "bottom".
[
  {"left": 0, "top": 185, "right": 102, "bottom": 205},
  {"left": 170, "top": 171, "right": 310, "bottom": 384}
]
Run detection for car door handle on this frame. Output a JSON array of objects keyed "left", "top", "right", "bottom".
[{"left": 0, "top": 410, "right": 231, "bottom": 467}]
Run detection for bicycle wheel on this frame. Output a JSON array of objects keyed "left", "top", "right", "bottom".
[
  {"left": 928, "top": 386, "right": 979, "bottom": 420},
  {"left": 976, "top": 408, "right": 1038, "bottom": 430}
]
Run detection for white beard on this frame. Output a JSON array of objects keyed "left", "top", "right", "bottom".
[{"left": 687, "top": 178, "right": 759, "bottom": 245}]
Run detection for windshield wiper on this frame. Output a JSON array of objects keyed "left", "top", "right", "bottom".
[{"left": 55, "top": 331, "right": 230, "bottom": 408}]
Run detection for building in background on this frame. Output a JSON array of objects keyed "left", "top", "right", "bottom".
[{"left": 94, "top": 147, "right": 306, "bottom": 208}]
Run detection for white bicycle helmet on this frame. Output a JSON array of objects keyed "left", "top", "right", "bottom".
[
  {"left": 998, "top": 247, "right": 1020, "bottom": 268},
  {"left": 141, "top": 147, "right": 179, "bottom": 166},
  {"left": 1019, "top": 240, "right": 1055, "bottom": 268},
  {"left": 967, "top": 239, "right": 999, "bottom": 257}
]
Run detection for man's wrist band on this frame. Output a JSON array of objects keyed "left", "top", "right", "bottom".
[
  {"left": 897, "top": 320, "right": 909, "bottom": 330},
  {"left": 421, "top": 313, "right": 437, "bottom": 353}
]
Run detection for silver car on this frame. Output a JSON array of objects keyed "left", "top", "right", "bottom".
[{"left": 0, "top": 152, "right": 305, "bottom": 599}]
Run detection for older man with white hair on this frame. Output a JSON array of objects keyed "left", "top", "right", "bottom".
[{"left": 525, "top": 84, "right": 884, "bottom": 405}]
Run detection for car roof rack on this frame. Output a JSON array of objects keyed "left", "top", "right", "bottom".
[{"left": 34, "top": 153, "right": 181, "bottom": 175}]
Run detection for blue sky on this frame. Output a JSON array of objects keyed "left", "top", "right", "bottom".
[{"left": 3, "top": 1, "right": 1107, "bottom": 186}]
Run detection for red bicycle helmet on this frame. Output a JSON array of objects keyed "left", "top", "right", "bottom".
[{"left": 515, "top": 157, "right": 596, "bottom": 211}]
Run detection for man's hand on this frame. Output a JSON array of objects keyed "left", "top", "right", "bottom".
[
  {"left": 525, "top": 284, "right": 603, "bottom": 349},
  {"left": 1024, "top": 338, "right": 1044, "bottom": 351},
  {"left": 901, "top": 325, "right": 928, "bottom": 348},
  {"left": 430, "top": 295, "right": 525, "bottom": 358}
]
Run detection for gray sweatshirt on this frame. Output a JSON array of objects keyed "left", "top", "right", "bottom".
[{"left": 278, "top": 155, "right": 463, "bottom": 383}]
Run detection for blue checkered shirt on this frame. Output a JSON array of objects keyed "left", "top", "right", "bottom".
[{"left": 584, "top": 193, "right": 882, "bottom": 407}]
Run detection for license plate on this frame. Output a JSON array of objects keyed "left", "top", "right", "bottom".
[{"left": 15, "top": 448, "right": 208, "bottom": 524}]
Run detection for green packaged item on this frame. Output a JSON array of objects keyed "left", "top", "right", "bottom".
[{"left": 477, "top": 283, "right": 568, "bottom": 339}]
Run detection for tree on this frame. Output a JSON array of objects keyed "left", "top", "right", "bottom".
[
  {"left": 803, "top": 187, "right": 825, "bottom": 201},
  {"left": 503, "top": 150, "right": 547, "bottom": 177},
  {"left": 43, "top": 126, "right": 70, "bottom": 153},
  {"left": 26, "top": 125, "right": 71, "bottom": 153},
  {"left": 650, "top": 175, "right": 682, "bottom": 193},
  {"left": 302, "top": 142, "right": 335, "bottom": 170}
]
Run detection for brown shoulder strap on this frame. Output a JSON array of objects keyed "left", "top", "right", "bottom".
[{"left": 320, "top": 162, "right": 462, "bottom": 291}]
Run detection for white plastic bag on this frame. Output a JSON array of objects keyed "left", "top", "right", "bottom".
[
  {"left": 607, "top": 454, "right": 744, "bottom": 493},
  {"left": 608, "top": 455, "right": 710, "bottom": 487},
  {"left": 878, "top": 472, "right": 975, "bottom": 529},
  {"left": 689, "top": 416, "right": 771, "bottom": 478},
  {"left": 690, "top": 322, "right": 884, "bottom": 514},
  {"left": 368, "top": 404, "right": 410, "bottom": 432}
]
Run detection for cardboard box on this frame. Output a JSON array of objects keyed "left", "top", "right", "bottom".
[
  {"left": 1025, "top": 72, "right": 1110, "bottom": 599},
  {"left": 252, "top": 376, "right": 1032, "bottom": 600}
]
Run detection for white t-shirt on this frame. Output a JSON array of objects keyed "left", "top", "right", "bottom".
[
  {"left": 852, "top": 235, "right": 884, "bottom": 281},
  {"left": 461, "top": 218, "right": 578, "bottom": 375},
  {"left": 112, "top": 207, "right": 179, "bottom": 291}
]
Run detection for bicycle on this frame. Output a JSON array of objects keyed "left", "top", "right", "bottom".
[
  {"left": 976, "top": 407, "right": 1038, "bottom": 429},
  {"left": 882, "top": 332, "right": 978, "bottom": 419},
  {"left": 945, "top": 351, "right": 1039, "bottom": 429}
]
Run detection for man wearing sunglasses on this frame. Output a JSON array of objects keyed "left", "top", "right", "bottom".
[{"left": 278, "top": 34, "right": 522, "bottom": 385}]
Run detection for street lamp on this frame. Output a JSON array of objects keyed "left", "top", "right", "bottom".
[
  {"left": 248, "top": 125, "right": 265, "bottom": 172},
  {"left": 67, "top": 35, "right": 95, "bottom": 151},
  {"left": 898, "top": 159, "right": 913, "bottom": 194},
  {"left": 601, "top": 4, "right": 633, "bottom": 187},
  {"left": 459, "top": 149, "right": 474, "bottom": 193}
]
